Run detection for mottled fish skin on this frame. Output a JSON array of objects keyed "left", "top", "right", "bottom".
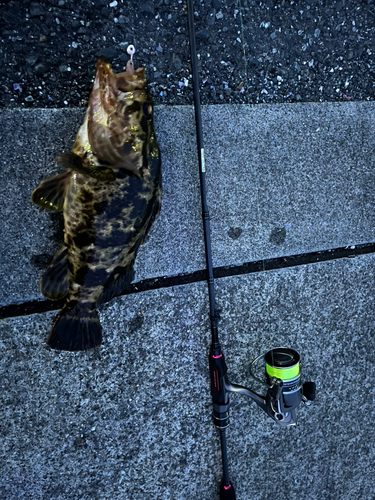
[{"left": 31, "top": 58, "right": 162, "bottom": 351}]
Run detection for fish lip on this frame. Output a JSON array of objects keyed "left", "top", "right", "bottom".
[{"left": 126, "top": 59, "right": 134, "bottom": 76}]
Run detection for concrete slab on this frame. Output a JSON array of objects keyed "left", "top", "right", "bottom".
[
  {"left": 1, "top": 254, "right": 374, "bottom": 500},
  {"left": 203, "top": 101, "right": 375, "bottom": 267},
  {"left": 1, "top": 102, "right": 375, "bottom": 306}
]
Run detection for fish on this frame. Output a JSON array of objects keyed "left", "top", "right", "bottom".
[{"left": 31, "top": 55, "right": 162, "bottom": 351}]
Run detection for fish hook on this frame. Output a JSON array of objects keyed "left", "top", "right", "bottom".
[{"left": 127, "top": 44, "right": 135, "bottom": 65}]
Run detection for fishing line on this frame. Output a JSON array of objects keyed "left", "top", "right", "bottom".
[{"left": 186, "top": 2, "right": 316, "bottom": 499}]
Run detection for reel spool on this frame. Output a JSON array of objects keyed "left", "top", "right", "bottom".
[{"left": 251, "top": 347, "right": 316, "bottom": 425}]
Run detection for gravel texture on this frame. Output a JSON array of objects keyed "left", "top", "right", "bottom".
[
  {"left": 1, "top": 0, "right": 375, "bottom": 108},
  {"left": 1, "top": 256, "right": 375, "bottom": 500}
]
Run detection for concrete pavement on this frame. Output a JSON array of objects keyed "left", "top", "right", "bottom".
[{"left": 0, "top": 102, "right": 374, "bottom": 500}]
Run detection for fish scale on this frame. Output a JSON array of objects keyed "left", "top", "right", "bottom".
[{"left": 31, "top": 57, "right": 162, "bottom": 351}]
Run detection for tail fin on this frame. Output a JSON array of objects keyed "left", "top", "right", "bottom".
[{"left": 47, "top": 302, "right": 102, "bottom": 351}]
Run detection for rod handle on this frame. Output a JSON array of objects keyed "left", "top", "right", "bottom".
[{"left": 220, "top": 481, "right": 236, "bottom": 500}]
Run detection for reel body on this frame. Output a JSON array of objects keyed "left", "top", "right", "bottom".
[{"left": 265, "top": 348, "right": 303, "bottom": 425}]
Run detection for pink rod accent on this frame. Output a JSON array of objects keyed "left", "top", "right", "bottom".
[
  {"left": 224, "top": 484, "right": 232, "bottom": 490},
  {"left": 212, "top": 354, "right": 222, "bottom": 359}
]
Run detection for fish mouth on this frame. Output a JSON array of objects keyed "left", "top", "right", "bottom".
[{"left": 93, "top": 57, "right": 146, "bottom": 95}]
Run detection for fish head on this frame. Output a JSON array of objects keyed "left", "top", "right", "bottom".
[
  {"left": 83, "top": 58, "right": 151, "bottom": 177},
  {"left": 91, "top": 58, "right": 146, "bottom": 107}
]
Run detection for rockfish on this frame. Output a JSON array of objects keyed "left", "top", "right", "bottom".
[{"left": 31, "top": 56, "right": 162, "bottom": 351}]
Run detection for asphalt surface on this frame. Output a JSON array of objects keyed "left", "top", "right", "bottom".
[{"left": 1, "top": 0, "right": 375, "bottom": 107}]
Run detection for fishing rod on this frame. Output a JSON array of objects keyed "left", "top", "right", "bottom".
[{"left": 186, "top": 2, "right": 316, "bottom": 499}]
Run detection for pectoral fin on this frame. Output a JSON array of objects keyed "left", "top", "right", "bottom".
[
  {"left": 96, "top": 263, "right": 135, "bottom": 306},
  {"left": 57, "top": 151, "right": 116, "bottom": 182},
  {"left": 40, "top": 246, "right": 69, "bottom": 300},
  {"left": 31, "top": 171, "right": 71, "bottom": 211},
  {"left": 56, "top": 151, "right": 84, "bottom": 171}
]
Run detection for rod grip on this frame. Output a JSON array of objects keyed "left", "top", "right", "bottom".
[
  {"left": 209, "top": 353, "right": 230, "bottom": 428},
  {"left": 209, "top": 352, "right": 228, "bottom": 405}
]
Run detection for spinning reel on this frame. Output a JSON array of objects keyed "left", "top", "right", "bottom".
[{"left": 210, "top": 347, "right": 316, "bottom": 429}]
